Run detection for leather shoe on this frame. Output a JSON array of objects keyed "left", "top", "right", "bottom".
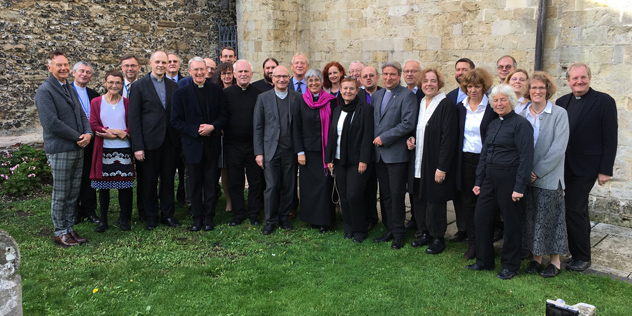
[
  {"left": 319, "top": 226, "right": 329, "bottom": 233},
  {"left": 190, "top": 221, "right": 202, "bottom": 231},
  {"left": 69, "top": 231, "right": 87, "bottom": 244},
  {"left": 425, "top": 238, "right": 445, "bottom": 255},
  {"left": 374, "top": 232, "right": 394, "bottom": 243},
  {"left": 492, "top": 227, "right": 504, "bottom": 242},
  {"left": 120, "top": 221, "right": 131, "bottom": 231},
  {"left": 95, "top": 223, "right": 109, "bottom": 233},
  {"left": 391, "top": 238, "right": 404, "bottom": 249},
  {"left": 566, "top": 259, "right": 591, "bottom": 272},
  {"left": 540, "top": 263, "right": 561, "bottom": 278},
  {"left": 411, "top": 232, "right": 431, "bottom": 247},
  {"left": 344, "top": 233, "right": 353, "bottom": 239},
  {"left": 250, "top": 217, "right": 261, "bottom": 226},
  {"left": 497, "top": 268, "right": 518, "bottom": 280},
  {"left": 262, "top": 223, "right": 275, "bottom": 235},
  {"left": 87, "top": 214, "right": 102, "bottom": 224},
  {"left": 54, "top": 234, "right": 78, "bottom": 247},
  {"left": 466, "top": 263, "right": 492, "bottom": 271},
  {"left": 464, "top": 245, "right": 476, "bottom": 259},
  {"left": 203, "top": 221, "right": 215, "bottom": 231},
  {"left": 145, "top": 220, "right": 157, "bottom": 230},
  {"left": 230, "top": 217, "right": 245, "bottom": 226},
  {"left": 280, "top": 221, "right": 293, "bottom": 231},
  {"left": 161, "top": 217, "right": 181, "bottom": 227},
  {"left": 449, "top": 231, "right": 467, "bottom": 243},
  {"left": 405, "top": 220, "right": 417, "bottom": 231},
  {"left": 525, "top": 260, "right": 542, "bottom": 274},
  {"left": 353, "top": 235, "right": 366, "bottom": 243}
]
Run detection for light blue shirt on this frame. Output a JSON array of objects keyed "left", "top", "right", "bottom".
[
  {"left": 525, "top": 101, "right": 553, "bottom": 147},
  {"left": 150, "top": 73, "right": 166, "bottom": 109},
  {"left": 292, "top": 77, "right": 306, "bottom": 94},
  {"left": 456, "top": 87, "right": 467, "bottom": 104},
  {"left": 72, "top": 82, "right": 90, "bottom": 119}
]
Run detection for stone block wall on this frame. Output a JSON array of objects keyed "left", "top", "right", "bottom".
[
  {"left": 0, "top": 0, "right": 235, "bottom": 137},
  {"left": 237, "top": 0, "right": 632, "bottom": 227}
]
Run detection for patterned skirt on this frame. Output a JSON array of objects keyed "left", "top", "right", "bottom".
[
  {"left": 522, "top": 185, "right": 569, "bottom": 256},
  {"left": 91, "top": 147, "right": 134, "bottom": 190}
]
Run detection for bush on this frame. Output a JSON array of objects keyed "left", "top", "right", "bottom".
[{"left": 0, "top": 144, "right": 52, "bottom": 197}]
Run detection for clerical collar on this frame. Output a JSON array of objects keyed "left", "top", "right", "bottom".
[
  {"left": 275, "top": 89, "right": 288, "bottom": 99},
  {"left": 151, "top": 73, "right": 164, "bottom": 82},
  {"left": 239, "top": 84, "right": 249, "bottom": 91},
  {"left": 575, "top": 96, "right": 582, "bottom": 100},
  {"left": 197, "top": 84, "right": 204, "bottom": 88}
]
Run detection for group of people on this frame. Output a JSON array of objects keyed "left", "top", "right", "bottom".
[{"left": 36, "top": 48, "right": 617, "bottom": 281}]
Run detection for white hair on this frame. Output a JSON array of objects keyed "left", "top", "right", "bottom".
[
  {"left": 489, "top": 84, "right": 518, "bottom": 110},
  {"left": 233, "top": 59, "right": 253, "bottom": 71},
  {"left": 188, "top": 57, "right": 205, "bottom": 69}
]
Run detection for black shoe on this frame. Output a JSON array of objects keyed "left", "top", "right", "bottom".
[
  {"left": 391, "top": 238, "right": 404, "bottom": 249},
  {"left": 87, "top": 214, "right": 102, "bottom": 224},
  {"left": 230, "top": 217, "right": 245, "bottom": 226},
  {"left": 366, "top": 221, "right": 377, "bottom": 231},
  {"left": 561, "top": 257, "right": 574, "bottom": 264},
  {"left": 521, "top": 248, "right": 532, "bottom": 260},
  {"left": 449, "top": 231, "right": 467, "bottom": 243},
  {"left": 411, "top": 232, "right": 431, "bottom": 247},
  {"left": 464, "top": 245, "right": 476, "bottom": 260},
  {"left": 492, "top": 227, "right": 504, "bottom": 242},
  {"left": 425, "top": 238, "right": 445, "bottom": 255},
  {"left": 319, "top": 226, "right": 329, "bottom": 233},
  {"left": 190, "top": 220, "right": 203, "bottom": 231},
  {"left": 353, "top": 235, "right": 366, "bottom": 243},
  {"left": 262, "top": 224, "right": 275, "bottom": 235},
  {"left": 203, "top": 221, "right": 215, "bottom": 231},
  {"left": 566, "top": 259, "right": 591, "bottom": 272},
  {"left": 138, "top": 214, "right": 147, "bottom": 222},
  {"left": 540, "top": 263, "right": 561, "bottom": 278},
  {"left": 497, "top": 269, "right": 518, "bottom": 280},
  {"left": 250, "top": 218, "right": 261, "bottom": 226},
  {"left": 374, "top": 232, "right": 394, "bottom": 243},
  {"left": 466, "top": 263, "right": 492, "bottom": 271},
  {"left": 344, "top": 233, "right": 353, "bottom": 239},
  {"left": 145, "top": 220, "right": 157, "bottom": 231},
  {"left": 120, "top": 221, "right": 131, "bottom": 231},
  {"left": 525, "top": 260, "right": 542, "bottom": 274},
  {"left": 280, "top": 221, "right": 293, "bottom": 231},
  {"left": 405, "top": 220, "right": 417, "bottom": 231},
  {"left": 161, "top": 217, "right": 181, "bottom": 227},
  {"left": 95, "top": 223, "right": 109, "bottom": 233}
]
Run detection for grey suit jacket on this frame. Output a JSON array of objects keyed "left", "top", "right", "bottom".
[
  {"left": 519, "top": 102, "right": 569, "bottom": 190},
  {"left": 372, "top": 85, "right": 418, "bottom": 163},
  {"left": 253, "top": 89, "right": 301, "bottom": 162},
  {"left": 35, "top": 74, "right": 91, "bottom": 154}
]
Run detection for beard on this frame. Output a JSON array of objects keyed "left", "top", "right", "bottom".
[{"left": 264, "top": 73, "right": 273, "bottom": 83}]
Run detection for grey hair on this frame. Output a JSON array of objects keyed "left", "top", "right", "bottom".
[
  {"left": 233, "top": 59, "right": 253, "bottom": 71},
  {"left": 304, "top": 69, "right": 323, "bottom": 83},
  {"left": 349, "top": 60, "right": 365, "bottom": 69},
  {"left": 566, "top": 62, "right": 591, "bottom": 79},
  {"left": 404, "top": 60, "right": 422, "bottom": 71},
  {"left": 291, "top": 52, "right": 308, "bottom": 64},
  {"left": 382, "top": 61, "right": 402, "bottom": 75},
  {"left": 168, "top": 53, "right": 181, "bottom": 64},
  {"left": 496, "top": 55, "right": 517, "bottom": 68},
  {"left": 72, "top": 61, "right": 92, "bottom": 71},
  {"left": 489, "top": 84, "right": 518, "bottom": 110},
  {"left": 188, "top": 57, "right": 205, "bottom": 69}
]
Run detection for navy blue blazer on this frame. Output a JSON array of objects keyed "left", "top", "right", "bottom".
[
  {"left": 446, "top": 87, "right": 459, "bottom": 105},
  {"left": 171, "top": 81, "right": 228, "bottom": 164}
]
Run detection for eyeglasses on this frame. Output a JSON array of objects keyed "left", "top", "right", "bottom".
[
  {"left": 273, "top": 75, "right": 290, "bottom": 79},
  {"left": 221, "top": 72, "right": 233, "bottom": 77},
  {"left": 497, "top": 65, "right": 513, "bottom": 70},
  {"left": 121, "top": 64, "right": 139, "bottom": 69},
  {"left": 530, "top": 86, "right": 547, "bottom": 91}
]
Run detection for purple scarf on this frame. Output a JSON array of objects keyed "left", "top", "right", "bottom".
[{"left": 303, "top": 89, "right": 335, "bottom": 173}]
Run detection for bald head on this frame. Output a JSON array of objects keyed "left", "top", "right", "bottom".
[
  {"left": 361, "top": 66, "right": 378, "bottom": 93},
  {"left": 273, "top": 65, "right": 290, "bottom": 92}
]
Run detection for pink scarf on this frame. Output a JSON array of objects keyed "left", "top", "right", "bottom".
[{"left": 303, "top": 89, "right": 336, "bottom": 173}]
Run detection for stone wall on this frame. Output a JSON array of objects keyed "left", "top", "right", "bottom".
[
  {"left": 237, "top": 0, "right": 632, "bottom": 227},
  {"left": 0, "top": 0, "right": 235, "bottom": 138}
]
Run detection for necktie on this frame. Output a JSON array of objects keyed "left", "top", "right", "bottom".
[
  {"left": 62, "top": 83, "right": 71, "bottom": 98},
  {"left": 296, "top": 81, "right": 302, "bottom": 94},
  {"left": 380, "top": 90, "right": 392, "bottom": 115}
]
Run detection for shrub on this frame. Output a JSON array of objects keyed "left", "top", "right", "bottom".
[{"left": 0, "top": 144, "right": 52, "bottom": 197}]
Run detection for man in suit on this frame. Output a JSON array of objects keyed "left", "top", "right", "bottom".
[
  {"left": 166, "top": 53, "right": 188, "bottom": 207},
  {"left": 556, "top": 62, "right": 618, "bottom": 272},
  {"left": 403, "top": 60, "right": 425, "bottom": 103},
  {"left": 288, "top": 53, "right": 309, "bottom": 94},
  {"left": 348, "top": 61, "right": 365, "bottom": 84},
  {"left": 253, "top": 65, "right": 301, "bottom": 235},
  {"left": 371, "top": 61, "right": 418, "bottom": 249},
  {"left": 252, "top": 57, "right": 278, "bottom": 92},
  {"left": 129, "top": 50, "right": 182, "bottom": 230},
  {"left": 446, "top": 58, "right": 475, "bottom": 105},
  {"left": 496, "top": 55, "right": 516, "bottom": 83},
  {"left": 166, "top": 53, "right": 184, "bottom": 83},
  {"left": 171, "top": 57, "right": 228, "bottom": 231},
  {"left": 70, "top": 61, "right": 101, "bottom": 225},
  {"left": 178, "top": 57, "right": 216, "bottom": 88},
  {"left": 35, "top": 51, "right": 92, "bottom": 247}
]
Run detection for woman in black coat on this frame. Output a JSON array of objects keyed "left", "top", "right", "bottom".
[
  {"left": 293, "top": 69, "right": 338, "bottom": 232},
  {"left": 325, "top": 77, "right": 374, "bottom": 242},
  {"left": 407, "top": 68, "right": 458, "bottom": 255}
]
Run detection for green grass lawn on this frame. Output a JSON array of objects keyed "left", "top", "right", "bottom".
[{"left": 2, "top": 190, "right": 631, "bottom": 316}]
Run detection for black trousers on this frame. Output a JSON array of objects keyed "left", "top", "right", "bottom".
[
  {"left": 78, "top": 139, "right": 97, "bottom": 217},
  {"left": 176, "top": 150, "right": 187, "bottom": 204},
  {"left": 335, "top": 160, "right": 371, "bottom": 238},
  {"left": 452, "top": 191, "right": 465, "bottom": 232},
  {"left": 225, "top": 141, "right": 263, "bottom": 221},
  {"left": 98, "top": 188, "right": 133, "bottom": 224},
  {"left": 411, "top": 178, "right": 447, "bottom": 238},
  {"left": 364, "top": 164, "right": 380, "bottom": 227},
  {"left": 187, "top": 143, "right": 219, "bottom": 222},
  {"left": 375, "top": 160, "right": 408, "bottom": 239},
  {"left": 263, "top": 149, "right": 297, "bottom": 224},
  {"left": 474, "top": 165, "right": 523, "bottom": 272},
  {"left": 564, "top": 166, "right": 596, "bottom": 262},
  {"left": 142, "top": 136, "right": 177, "bottom": 223},
  {"left": 135, "top": 160, "right": 146, "bottom": 220},
  {"left": 461, "top": 153, "right": 480, "bottom": 246}
]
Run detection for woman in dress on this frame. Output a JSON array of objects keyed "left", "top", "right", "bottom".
[
  {"left": 293, "top": 69, "right": 337, "bottom": 232},
  {"left": 215, "top": 62, "right": 234, "bottom": 212},
  {"left": 520, "top": 71, "right": 570, "bottom": 278},
  {"left": 326, "top": 76, "right": 374, "bottom": 242},
  {"left": 322, "top": 61, "right": 346, "bottom": 98},
  {"left": 504, "top": 69, "right": 530, "bottom": 114},
  {"left": 90, "top": 70, "right": 134, "bottom": 232},
  {"left": 467, "top": 84, "right": 533, "bottom": 280},
  {"left": 407, "top": 68, "right": 458, "bottom": 255},
  {"left": 454, "top": 68, "right": 497, "bottom": 259}
]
